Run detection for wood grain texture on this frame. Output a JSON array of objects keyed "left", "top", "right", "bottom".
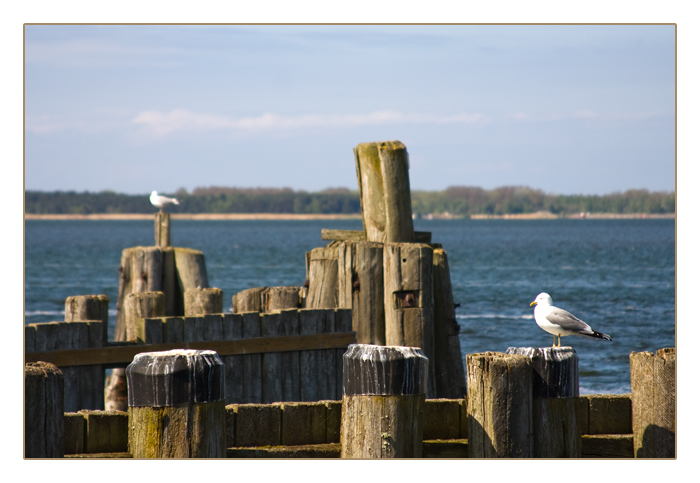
[
  {"left": 337, "top": 241, "right": 385, "bottom": 345},
  {"left": 630, "top": 347, "right": 675, "bottom": 458},
  {"left": 466, "top": 352, "right": 533, "bottom": 458},
  {"left": 25, "top": 362, "right": 64, "bottom": 458},
  {"left": 384, "top": 242, "right": 435, "bottom": 396},
  {"left": 432, "top": 249, "right": 466, "bottom": 398}
]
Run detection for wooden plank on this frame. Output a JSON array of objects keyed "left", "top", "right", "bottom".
[
  {"left": 432, "top": 248, "right": 466, "bottom": 398},
  {"left": 223, "top": 313, "right": 244, "bottom": 403},
  {"left": 25, "top": 331, "right": 357, "bottom": 368},
  {"left": 322, "top": 229, "right": 431, "bottom": 244},
  {"left": 241, "top": 312, "right": 263, "bottom": 404},
  {"left": 279, "top": 309, "right": 301, "bottom": 401},
  {"left": 261, "top": 312, "right": 283, "bottom": 403},
  {"left": 337, "top": 241, "right": 385, "bottom": 345},
  {"left": 384, "top": 242, "right": 435, "bottom": 397}
]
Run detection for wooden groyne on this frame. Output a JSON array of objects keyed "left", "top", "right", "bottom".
[{"left": 24, "top": 140, "right": 675, "bottom": 458}]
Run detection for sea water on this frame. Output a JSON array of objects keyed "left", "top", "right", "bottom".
[{"left": 24, "top": 218, "right": 675, "bottom": 394}]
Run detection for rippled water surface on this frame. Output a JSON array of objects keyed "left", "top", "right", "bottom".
[{"left": 25, "top": 218, "right": 675, "bottom": 394}]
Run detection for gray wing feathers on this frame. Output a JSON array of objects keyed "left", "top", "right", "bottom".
[{"left": 546, "top": 307, "right": 593, "bottom": 333}]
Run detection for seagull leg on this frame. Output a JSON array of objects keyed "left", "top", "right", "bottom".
[
  {"left": 557, "top": 335, "right": 561, "bottom": 347},
  {"left": 552, "top": 335, "right": 556, "bottom": 348}
]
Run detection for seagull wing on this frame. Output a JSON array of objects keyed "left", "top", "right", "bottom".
[{"left": 543, "top": 306, "right": 592, "bottom": 333}]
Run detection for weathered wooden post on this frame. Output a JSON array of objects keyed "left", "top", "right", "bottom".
[
  {"left": 630, "top": 347, "right": 675, "bottom": 458},
  {"left": 25, "top": 362, "right": 64, "bottom": 458},
  {"left": 232, "top": 287, "right": 265, "bottom": 313},
  {"left": 184, "top": 287, "right": 223, "bottom": 316},
  {"left": 432, "top": 248, "right": 466, "bottom": 398},
  {"left": 506, "top": 346, "right": 580, "bottom": 457},
  {"left": 340, "top": 344, "right": 428, "bottom": 458},
  {"left": 126, "top": 349, "right": 226, "bottom": 458},
  {"left": 337, "top": 240, "right": 385, "bottom": 345},
  {"left": 305, "top": 247, "right": 339, "bottom": 309},
  {"left": 262, "top": 286, "right": 302, "bottom": 312},
  {"left": 104, "top": 291, "right": 166, "bottom": 412},
  {"left": 155, "top": 212, "right": 170, "bottom": 248},
  {"left": 125, "top": 291, "right": 165, "bottom": 343},
  {"left": 384, "top": 242, "right": 435, "bottom": 397},
  {"left": 65, "top": 294, "right": 109, "bottom": 343},
  {"left": 354, "top": 140, "right": 415, "bottom": 243},
  {"left": 466, "top": 352, "right": 533, "bottom": 458}
]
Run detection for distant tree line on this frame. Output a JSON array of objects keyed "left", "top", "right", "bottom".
[{"left": 25, "top": 186, "right": 675, "bottom": 216}]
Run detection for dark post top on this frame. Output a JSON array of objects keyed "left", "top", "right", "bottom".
[
  {"left": 126, "top": 349, "right": 224, "bottom": 407},
  {"left": 342, "top": 344, "right": 428, "bottom": 397},
  {"left": 505, "top": 346, "right": 579, "bottom": 398}
]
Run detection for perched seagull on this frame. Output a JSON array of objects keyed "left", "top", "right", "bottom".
[
  {"left": 530, "top": 292, "right": 612, "bottom": 347},
  {"left": 150, "top": 191, "right": 179, "bottom": 212}
]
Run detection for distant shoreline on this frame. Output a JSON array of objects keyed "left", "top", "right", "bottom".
[
  {"left": 24, "top": 213, "right": 363, "bottom": 221},
  {"left": 24, "top": 212, "right": 675, "bottom": 221}
]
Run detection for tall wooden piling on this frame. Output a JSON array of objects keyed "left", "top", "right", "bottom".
[
  {"left": 354, "top": 141, "right": 415, "bottom": 243},
  {"left": 337, "top": 241, "right": 385, "bottom": 345},
  {"left": 384, "top": 242, "right": 435, "bottom": 397},
  {"left": 630, "top": 347, "right": 676, "bottom": 458},
  {"left": 466, "top": 352, "right": 533, "bottom": 458},
  {"left": 25, "top": 362, "right": 64, "bottom": 458},
  {"left": 506, "top": 346, "right": 580, "bottom": 457},
  {"left": 127, "top": 349, "right": 226, "bottom": 458},
  {"left": 340, "top": 344, "right": 428, "bottom": 458}
]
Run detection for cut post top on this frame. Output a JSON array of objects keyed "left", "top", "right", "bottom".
[
  {"left": 126, "top": 349, "right": 224, "bottom": 407},
  {"left": 342, "top": 344, "right": 428, "bottom": 397}
]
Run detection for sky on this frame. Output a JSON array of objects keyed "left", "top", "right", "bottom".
[{"left": 23, "top": 23, "right": 676, "bottom": 196}]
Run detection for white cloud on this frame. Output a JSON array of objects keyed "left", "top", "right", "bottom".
[{"left": 130, "top": 109, "right": 488, "bottom": 137}]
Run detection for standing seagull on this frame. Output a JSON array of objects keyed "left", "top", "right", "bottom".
[
  {"left": 530, "top": 292, "right": 612, "bottom": 347},
  {"left": 150, "top": 191, "right": 179, "bottom": 212}
]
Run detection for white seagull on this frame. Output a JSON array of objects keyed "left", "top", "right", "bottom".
[
  {"left": 530, "top": 292, "right": 612, "bottom": 347},
  {"left": 150, "top": 191, "right": 179, "bottom": 212}
]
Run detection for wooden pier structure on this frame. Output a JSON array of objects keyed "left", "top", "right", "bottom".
[{"left": 24, "top": 140, "right": 675, "bottom": 458}]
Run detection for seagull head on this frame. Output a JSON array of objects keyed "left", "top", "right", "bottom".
[{"left": 530, "top": 292, "right": 553, "bottom": 307}]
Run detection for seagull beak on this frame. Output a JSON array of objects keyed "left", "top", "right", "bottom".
[{"left": 530, "top": 300, "right": 537, "bottom": 306}]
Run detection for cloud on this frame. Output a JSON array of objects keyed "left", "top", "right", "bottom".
[{"left": 130, "top": 109, "right": 488, "bottom": 137}]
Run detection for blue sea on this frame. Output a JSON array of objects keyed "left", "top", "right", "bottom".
[{"left": 24, "top": 218, "right": 675, "bottom": 395}]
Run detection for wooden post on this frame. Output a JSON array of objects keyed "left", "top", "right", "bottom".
[
  {"left": 232, "top": 287, "right": 265, "bottom": 313},
  {"left": 184, "top": 287, "right": 223, "bottom": 316},
  {"left": 384, "top": 242, "right": 435, "bottom": 397},
  {"left": 25, "top": 362, "right": 64, "bottom": 458},
  {"left": 630, "top": 347, "right": 675, "bottom": 458},
  {"left": 306, "top": 247, "right": 339, "bottom": 309},
  {"left": 125, "top": 291, "right": 165, "bottom": 343},
  {"left": 432, "top": 249, "right": 466, "bottom": 398},
  {"left": 106, "top": 292, "right": 165, "bottom": 412},
  {"left": 126, "top": 349, "right": 226, "bottom": 458},
  {"left": 155, "top": 212, "right": 170, "bottom": 248},
  {"left": 337, "top": 241, "right": 385, "bottom": 345},
  {"left": 262, "top": 286, "right": 302, "bottom": 312},
  {"left": 506, "top": 346, "right": 580, "bottom": 457},
  {"left": 340, "top": 344, "right": 428, "bottom": 458},
  {"left": 65, "top": 294, "right": 109, "bottom": 343},
  {"left": 115, "top": 245, "right": 208, "bottom": 341},
  {"left": 354, "top": 140, "right": 415, "bottom": 243},
  {"left": 466, "top": 352, "right": 533, "bottom": 458}
]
